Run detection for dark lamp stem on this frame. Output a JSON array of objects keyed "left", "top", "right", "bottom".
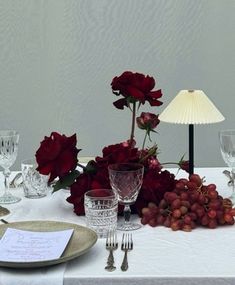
[{"left": 189, "top": 124, "right": 194, "bottom": 175}]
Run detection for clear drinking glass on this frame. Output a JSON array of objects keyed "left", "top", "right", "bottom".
[
  {"left": 108, "top": 163, "right": 144, "bottom": 231},
  {"left": 219, "top": 130, "right": 235, "bottom": 203},
  {"left": 21, "top": 159, "right": 49, "bottom": 199},
  {"left": 0, "top": 130, "right": 21, "bottom": 204},
  {"left": 84, "top": 189, "right": 118, "bottom": 238}
]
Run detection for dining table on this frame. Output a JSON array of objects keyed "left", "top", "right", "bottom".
[{"left": 0, "top": 167, "right": 235, "bottom": 285}]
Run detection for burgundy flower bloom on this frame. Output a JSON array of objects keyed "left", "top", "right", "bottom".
[
  {"left": 111, "top": 71, "right": 163, "bottom": 109},
  {"left": 96, "top": 141, "right": 139, "bottom": 165},
  {"left": 147, "top": 157, "right": 162, "bottom": 171},
  {"left": 136, "top": 112, "right": 160, "bottom": 131},
  {"left": 67, "top": 173, "right": 91, "bottom": 215},
  {"left": 36, "top": 132, "right": 80, "bottom": 182},
  {"left": 134, "top": 170, "right": 176, "bottom": 215},
  {"left": 67, "top": 164, "right": 123, "bottom": 215},
  {"left": 179, "top": 160, "right": 190, "bottom": 173}
]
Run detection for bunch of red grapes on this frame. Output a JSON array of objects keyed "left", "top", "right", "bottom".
[{"left": 141, "top": 174, "right": 235, "bottom": 231}]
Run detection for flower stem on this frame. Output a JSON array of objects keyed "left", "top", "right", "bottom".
[
  {"left": 130, "top": 101, "right": 136, "bottom": 146},
  {"left": 161, "top": 162, "right": 179, "bottom": 166},
  {"left": 77, "top": 163, "right": 86, "bottom": 170},
  {"left": 142, "top": 131, "right": 148, "bottom": 150}
]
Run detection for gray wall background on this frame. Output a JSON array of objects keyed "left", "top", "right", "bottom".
[{"left": 0, "top": 0, "right": 234, "bottom": 170}]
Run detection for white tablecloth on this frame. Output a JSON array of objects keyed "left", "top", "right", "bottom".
[{"left": 1, "top": 167, "right": 235, "bottom": 285}]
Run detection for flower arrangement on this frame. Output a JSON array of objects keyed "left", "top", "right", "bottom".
[{"left": 35, "top": 71, "right": 235, "bottom": 231}]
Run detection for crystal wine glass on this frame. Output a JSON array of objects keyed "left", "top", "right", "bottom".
[
  {"left": 219, "top": 130, "right": 235, "bottom": 203},
  {"left": 0, "top": 130, "right": 21, "bottom": 204},
  {"left": 108, "top": 163, "right": 144, "bottom": 231}
]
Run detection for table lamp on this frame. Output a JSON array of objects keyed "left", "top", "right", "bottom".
[{"left": 159, "top": 90, "right": 225, "bottom": 175}]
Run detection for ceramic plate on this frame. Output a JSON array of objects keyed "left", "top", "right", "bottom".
[{"left": 0, "top": 220, "right": 97, "bottom": 268}]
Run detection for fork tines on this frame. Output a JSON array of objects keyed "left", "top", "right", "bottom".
[
  {"left": 121, "top": 233, "right": 133, "bottom": 250},
  {"left": 106, "top": 229, "right": 118, "bottom": 248}
]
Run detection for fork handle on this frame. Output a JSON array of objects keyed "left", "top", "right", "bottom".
[
  {"left": 107, "top": 249, "right": 114, "bottom": 265},
  {"left": 121, "top": 249, "right": 128, "bottom": 271},
  {"left": 105, "top": 250, "right": 116, "bottom": 271}
]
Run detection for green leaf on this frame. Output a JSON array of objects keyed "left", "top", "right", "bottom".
[
  {"left": 137, "top": 101, "right": 142, "bottom": 111},
  {"left": 84, "top": 160, "right": 97, "bottom": 174},
  {"left": 52, "top": 170, "right": 80, "bottom": 193}
]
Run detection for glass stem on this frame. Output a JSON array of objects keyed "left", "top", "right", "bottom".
[
  {"left": 3, "top": 168, "right": 11, "bottom": 196},
  {"left": 123, "top": 205, "right": 131, "bottom": 224},
  {"left": 232, "top": 168, "right": 235, "bottom": 193}
]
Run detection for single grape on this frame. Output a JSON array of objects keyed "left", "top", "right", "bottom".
[
  {"left": 201, "top": 215, "right": 209, "bottom": 226},
  {"left": 180, "top": 205, "right": 188, "bottom": 215},
  {"left": 171, "top": 221, "right": 181, "bottom": 231},
  {"left": 186, "top": 181, "right": 198, "bottom": 191},
  {"left": 189, "top": 174, "right": 202, "bottom": 187},
  {"left": 207, "top": 183, "right": 216, "bottom": 192},
  {"left": 207, "top": 189, "right": 218, "bottom": 200},
  {"left": 182, "top": 224, "right": 192, "bottom": 232},
  {"left": 224, "top": 213, "right": 234, "bottom": 223},
  {"left": 172, "top": 209, "right": 181, "bottom": 218},
  {"left": 183, "top": 215, "right": 192, "bottom": 225},
  {"left": 171, "top": 198, "right": 181, "bottom": 210},
  {"left": 208, "top": 219, "right": 217, "bottom": 229},
  {"left": 207, "top": 209, "right": 217, "bottom": 219},
  {"left": 149, "top": 218, "right": 158, "bottom": 227}
]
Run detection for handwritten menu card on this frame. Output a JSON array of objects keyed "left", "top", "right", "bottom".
[{"left": 0, "top": 227, "right": 74, "bottom": 262}]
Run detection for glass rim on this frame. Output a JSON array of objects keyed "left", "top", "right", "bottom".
[
  {"left": 21, "top": 158, "right": 37, "bottom": 165},
  {"left": 219, "top": 129, "right": 235, "bottom": 135},
  {"left": 108, "top": 162, "right": 144, "bottom": 172},
  {"left": 85, "top": 189, "right": 116, "bottom": 199},
  {"left": 0, "top": 130, "right": 19, "bottom": 137}
]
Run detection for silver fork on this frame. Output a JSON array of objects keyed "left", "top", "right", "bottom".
[
  {"left": 105, "top": 230, "right": 118, "bottom": 271},
  {"left": 121, "top": 233, "right": 133, "bottom": 271}
]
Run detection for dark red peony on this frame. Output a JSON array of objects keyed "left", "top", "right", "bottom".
[
  {"left": 96, "top": 141, "right": 139, "bottom": 165},
  {"left": 134, "top": 170, "right": 176, "bottom": 215},
  {"left": 36, "top": 132, "right": 80, "bottom": 182},
  {"left": 111, "top": 71, "right": 163, "bottom": 110}
]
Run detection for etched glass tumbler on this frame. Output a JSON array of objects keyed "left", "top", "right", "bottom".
[
  {"left": 108, "top": 163, "right": 144, "bottom": 231},
  {"left": 219, "top": 130, "right": 235, "bottom": 203},
  {"left": 21, "top": 159, "right": 49, "bottom": 198},
  {"left": 84, "top": 189, "right": 118, "bottom": 238},
  {"left": 0, "top": 130, "right": 21, "bottom": 204}
]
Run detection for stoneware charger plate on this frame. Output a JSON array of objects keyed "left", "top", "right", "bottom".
[{"left": 0, "top": 220, "right": 98, "bottom": 268}]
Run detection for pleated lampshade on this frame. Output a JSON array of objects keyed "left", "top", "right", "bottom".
[
  {"left": 159, "top": 90, "right": 225, "bottom": 124},
  {"left": 159, "top": 89, "right": 225, "bottom": 175}
]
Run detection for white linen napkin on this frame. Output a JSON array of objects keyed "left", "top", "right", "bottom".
[{"left": 0, "top": 263, "right": 66, "bottom": 285}]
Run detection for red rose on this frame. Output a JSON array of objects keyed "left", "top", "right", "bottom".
[
  {"left": 136, "top": 112, "right": 160, "bottom": 131},
  {"left": 36, "top": 132, "right": 80, "bottom": 182},
  {"left": 111, "top": 71, "right": 163, "bottom": 109}
]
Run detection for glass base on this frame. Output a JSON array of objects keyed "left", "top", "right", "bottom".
[
  {"left": 0, "top": 193, "right": 21, "bottom": 204},
  {"left": 117, "top": 222, "right": 141, "bottom": 231}
]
